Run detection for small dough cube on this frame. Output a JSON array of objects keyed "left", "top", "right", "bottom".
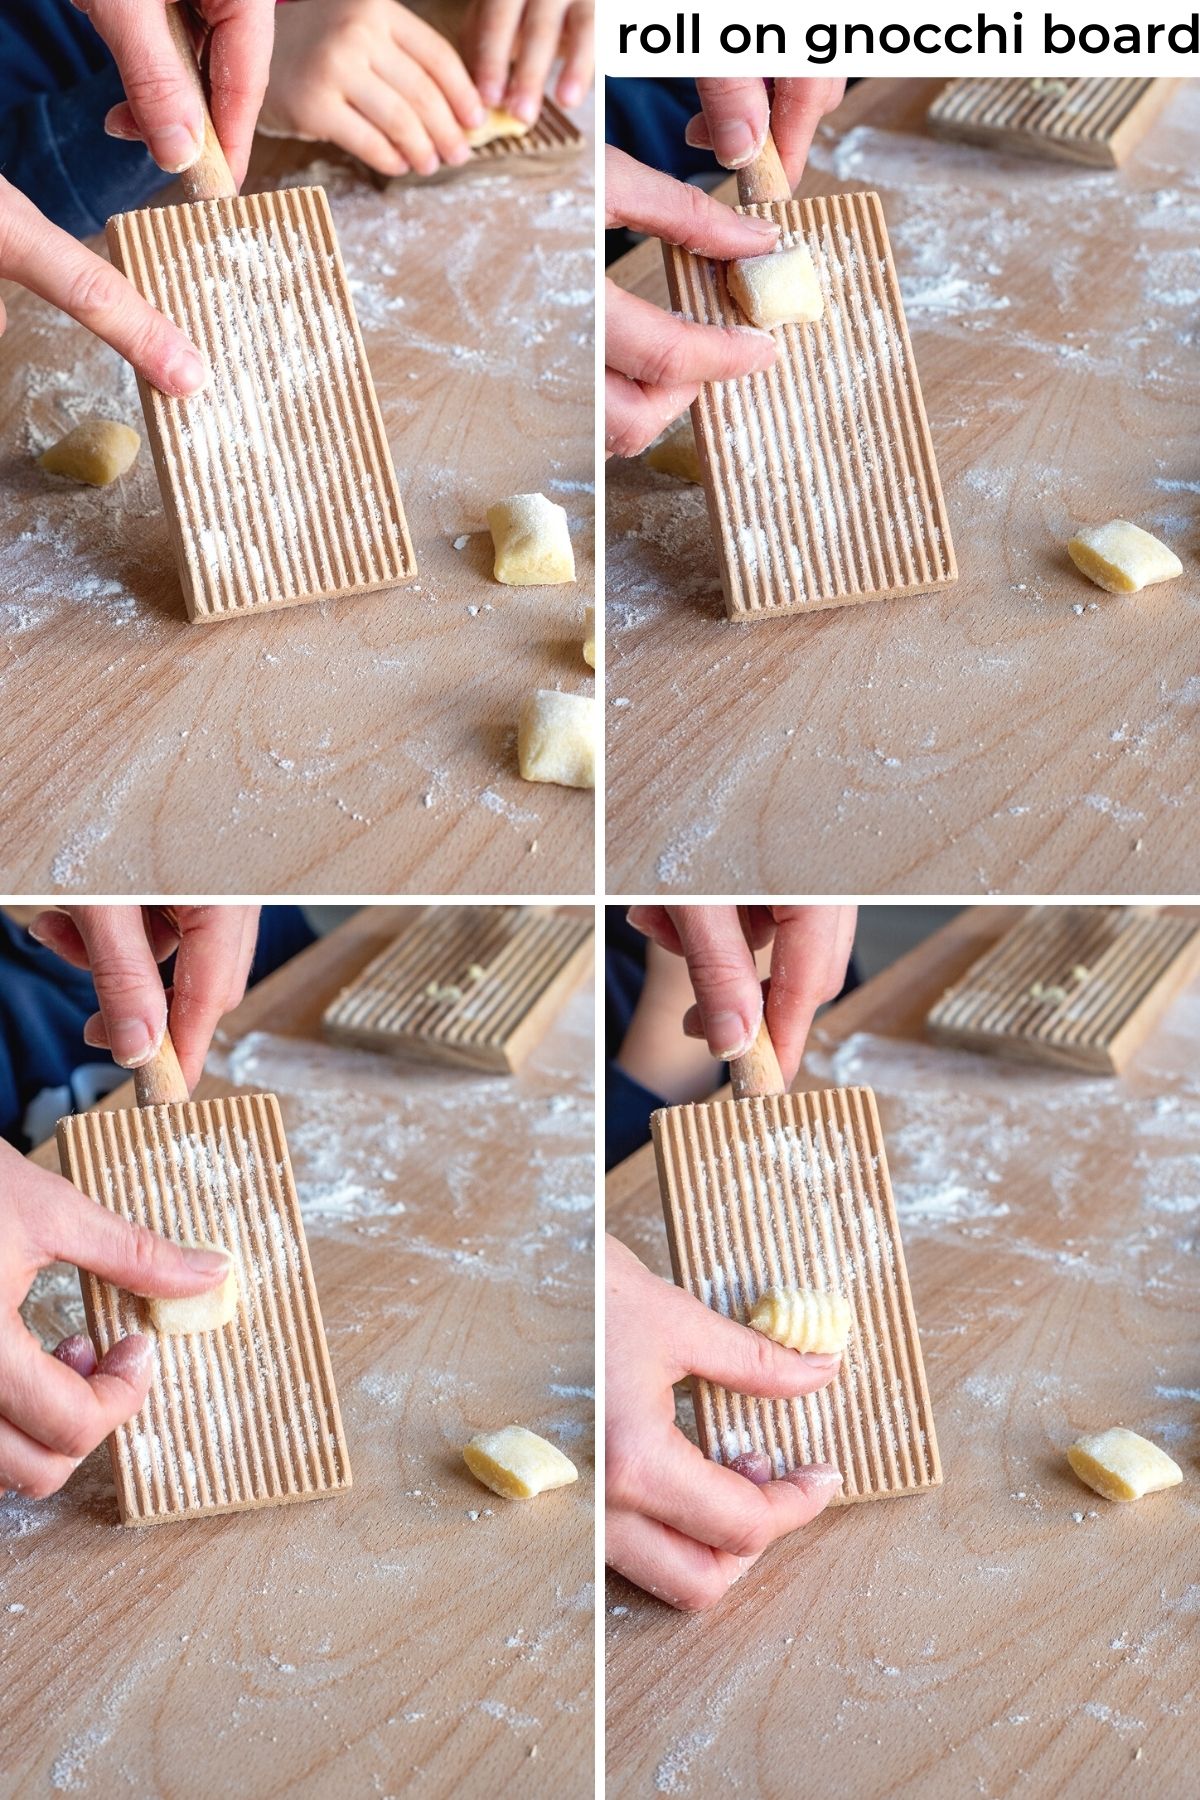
[
  {"left": 466, "top": 107, "right": 531, "bottom": 149},
  {"left": 518, "top": 689, "right": 594, "bottom": 788},
  {"left": 39, "top": 420, "right": 140, "bottom": 487},
  {"left": 146, "top": 1241, "right": 238, "bottom": 1336},
  {"left": 583, "top": 603, "right": 596, "bottom": 669},
  {"left": 1066, "top": 1427, "right": 1182, "bottom": 1502},
  {"left": 748, "top": 1287, "right": 851, "bottom": 1354},
  {"left": 1067, "top": 520, "right": 1182, "bottom": 594},
  {"left": 726, "top": 242, "right": 823, "bottom": 330},
  {"left": 646, "top": 423, "right": 703, "bottom": 484},
  {"left": 487, "top": 493, "right": 575, "bottom": 586},
  {"left": 463, "top": 1425, "right": 578, "bottom": 1499}
]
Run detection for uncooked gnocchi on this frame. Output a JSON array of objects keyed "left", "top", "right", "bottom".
[
  {"left": 1067, "top": 520, "right": 1182, "bottom": 594},
  {"left": 518, "top": 689, "right": 595, "bottom": 788},
  {"left": 463, "top": 1425, "right": 578, "bottom": 1499},
  {"left": 727, "top": 243, "right": 823, "bottom": 330},
  {"left": 748, "top": 1287, "right": 851, "bottom": 1354},
  {"left": 583, "top": 604, "right": 596, "bottom": 669},
  {"left": 39, "top": 419, "right": 140, "bottom": 487},
  {"left": 1066, "top": 1427, "right": 1182, "bottom": 1502},
  {"left": 466, "top": 107, "right": 530, "bottom": 149},
  {"left": 147, "top": 1241, "right": 238, "bottom": 1335},
  {"left": 487, "top": 493, "right": 575, "bottom": 585},
  {"left": 646, "top": 422, "right": 702, "bottom": 484}
]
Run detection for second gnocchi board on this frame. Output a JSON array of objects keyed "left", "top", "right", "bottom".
[
  {"left": 662, "top": 189, "right": 957, "bottom": 620},
  {"left": 927, "top": 905, "right": 1200, "bottom": 1073},
  {"left": 386, "top": 101, "right": 585, "bottom": 188},
  {"left": 927, "top": 77, "right": 1178, "bottom": 167},
  {"left": 322, "top": 905, "right": 593, "bottom": 1071},
  {"left": 652, "top": 1085, "right": 941, "bottom": 1502}
]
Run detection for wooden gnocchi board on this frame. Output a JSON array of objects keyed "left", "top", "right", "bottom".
[
  {"left": 652, "top": 1085, "right": 940, "bottom": 1501},
  {"left": 662, "top": 190, "right": 957, "bottom": 619},
  {"left": 57, "top": 1091, "right": 351, "bottom": 1525},
  {"left": 384, "top": 100, "right": 585, "bottom": 189},
  {"left": 322, "top": 903, "right": 593, "bottom": 1070},
  {"left": 927, "top": 903, "right": 1200, "bottom": 1072},
  {"left": 928, "top": 77, "right": 1179, "bottom": 168}
]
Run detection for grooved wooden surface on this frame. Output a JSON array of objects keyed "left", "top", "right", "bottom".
[
  {"left": 471, "top": 99, "right": 584, "bottom": 166},
  {"left": 928, "top": 77, "right": 1177, "bottom": 167},
  {"left": 323, "top": 903, "right": 593, "bottom": 1070},
  {"left": 57, "top": 1093, "right": 350, "bottom": 1525},
  {"left": 652, "top": 1086, "right": 940, "bottom": 1501},
  {"left": 927, "top": 903, "right": 1200, "bottom": 1073},
  {"left": 108, "top": 186, "right": 415, "bottom": 621},
  {"left": 664, "top": 191, "right": 956, "bottom": 618}
]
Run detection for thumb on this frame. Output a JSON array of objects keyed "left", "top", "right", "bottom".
[
  {"left": 65, "top": 909, "right": 167, "bottom": 1071},
  {"left": 671, "top": 1287, "right": 840, "bottom": 1397},
  {"left": 671, "top": 908, "right": 764, "bottom": 1061},
  {"left": 29, "top": 1168, "right": 230, "bottom": 1299},
  {"left": 89, "top": 0, "right": 205, "bottom": 176}
]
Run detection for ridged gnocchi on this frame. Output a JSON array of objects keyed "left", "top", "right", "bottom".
[{"left": 747, "top": 1287, "right": 851, "bottom": 1354}]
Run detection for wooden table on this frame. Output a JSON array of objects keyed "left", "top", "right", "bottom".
[
  {"left": 606, "top": 905, "right": 1199, "bottom": 1797},
  {"left": 606, "top": 79, "right": 1200, "bottom": 893},
  {"left": 0, "top": 92, "right": 593, "bottom": 894},
  {"left": 1, "top": 908, "right": 594, "bottom": 1797}
]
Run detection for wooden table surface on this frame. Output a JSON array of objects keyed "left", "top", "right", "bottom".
[
  {"left": 0, "top": 87, "right": 594, "bottom": 895},
  {"left": 1, "top": 908, "right": 594, "bottom": 1797},
  {"left": 606, "top": 78, "right": 1200, "bottom": 894},
  {"left": 606, "top": 905, "right": 1200, "bottom": 1798}
]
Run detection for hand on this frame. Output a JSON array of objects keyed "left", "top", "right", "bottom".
[
  {"left": 686, "top": 78, "right": 846, "bottom": 188},
  {"left": 626, "top": 905, "right": 857, "bottom": 1089},
  {"left": 0, "top": 1143, "right": 231, "bottom": 1500},
  {"left": 90, "top": 0, "right": 276, "bottom": 189},
  {"left": 460, "top": 0, "right": 594, "bottom": 119},
  {"left": 605, "top": 1237, "right": 842, "bottom": 1610},
  {"left": 260, "top": 0, "right": 486, "bottom": 179},
  {"left": 28, "top": 906, "right": 260, "bottom": 1092},
  {"left": 605, "top": 147, "right": 783, "bottom": 459}
]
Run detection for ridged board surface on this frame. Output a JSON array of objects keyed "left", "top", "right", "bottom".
[
  {"left": 323, "top": 906, "right": 593, "bottom": 1071},
  {"left": 472, "top": 100, "right": 583, "bottom": 164},
  {"left": 57, "top": 1094, "right": 351, "bottom": 1526},
  {"left": 927, "top": 905, "right": 1200, "bottom": 1073},
  {"left": 663, "top": 190, "right": 956, "bottom": 620},
  {"left": 652, "top": 1086, "right": 940, "bottom": 1501},
  {"left": 928, "top": 78, "right": 1176, "bottom": 168},
  {"left": 107, "top": 185, "right": 415, "bottom": 622}
]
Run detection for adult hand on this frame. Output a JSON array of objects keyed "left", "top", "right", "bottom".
[
  {"left": 460, "top": 0, "right": 594, "bottom": 119},
  {"left": 605, "top": 147, "right": 782, "bottom": 458},
  {"left": 260, "top": 0, "right": 485, "bottom": 179},
  {"left": 606, "top": 1236, "right": 842, "bottom": 1610},
  {"left": 686, "top": 78, "right": 846, "bottom": 188},
  {"left": 0, "top": 1144, "right": 230, "bottom": 1500},
  {"left": 28, "top": 906, "right": 260, "bottom": 1091},
  {"left": 626, "top": 905, "right": 857, "bottom": 1088}
]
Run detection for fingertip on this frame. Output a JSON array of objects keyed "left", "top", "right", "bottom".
[
  {"left": 557, "top": 78, "right": 584, "bottom": 110},
  {"left": 53, "top": 1334, "right": 98, "bottom": 1378},
  {"left": 98, "top": 1334, "right": 153, "bottom": 1386},
  {"left": 160, "top": 344, "right": 209, "bottom": 398},
  {"left": 729, "top": 1451, "right": 772, "bottom": 1485},
  {"left": 781, "top": 1463, "right": 843, "bottom": 1506}
]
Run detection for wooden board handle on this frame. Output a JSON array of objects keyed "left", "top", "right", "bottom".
[
  {"left": 729, "top": 906, "right": 785, "bottom": 1098},
  {"left": 735, "top": 129, "right": 791, "bottom": 206},
  {"left": 165, "top": 2, "right": 238, "bottom": 200},
  {"left": 133, "top": 1028, "right": 190, "bottom": 1106}
]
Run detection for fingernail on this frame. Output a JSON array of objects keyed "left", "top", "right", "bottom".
[
  {"left": 783, "top": 1462, "right": 843, "bottom": 1497},
  {"left": 479, "top": 78, "right": 503, "bottom": 106},
  {"left": 448, "top": 144, "right": 472, "bottom": 167},
  {"left": 100, "top": 1335, "right": 153, "bottom": 1382},
  {"left": 167, "top": 346, "right": 209, "bottom": 396},
  {"left": 104, "top": 119, "right": 141, "bottom": 142},
  {"left": 108, "top": 1018, "right": 157, "bottom": 1068},
  {"left": 713, "top": 119, "right": 758, "bottom": 169},
  {"left": 798, "top": 1351, "right": 842, "bottom": 1371},
  {"left": 26, "top": 919, "right": 50, "bottom": 946},
  {"left": 512, "top": 96, "right": 539, "bottom": 125},
  {"left": 744, "top": 217, "right": 782, "bottom": 239},
  {"left": 684, "top": 115, "right": 706, "bottom": 147},
  {"left": 180, "top": 1245, "right": 230, "bottom": 1277},
  {"left": 155, "top": 123, "right": 203, "bottom": 175},
  {"left": 53, "top": 1334, "right": 96, "bottom": 1376},
  {"left": 729, "top": 1451, "right": 772, "bottom": 1485},
  {"left": 558, "top": 80, "right": 582, "bottom": 109},
  {"left": 709, "top": 1011, "right": 755, "bottom": 1060}
]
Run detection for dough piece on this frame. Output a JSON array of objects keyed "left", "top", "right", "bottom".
[
  {"left": 39, "top": 419, "right": 140, "bottom": 487},
  {"left": 466, "top": 107, "right": 531, "bottom": 150},
  {"left": 463, "top": 1425, "right": 578, "bottom": 1499},
  {"left": 518, "top": 689, "right": 594, "bottom": 788},
  {"left": 748, "top": 1287, "right": 851, "bottom": 1354},
  {"left": 727, "top": 243, "right": 824, "bottom": 330},
  {"left": 1067, "top": 520, "right": 1182, "bottom": 594},
  {"left": 487, "top": 493, "right": 575, "bottom": 586},
  {"left": 582, "top": 603, "right": 596, "bottom": 669},
  {"left": 146, "top": 1242, "right": 238, "bottom": 1336},
  {"left": 1067, "top": 1428, "right": 1182, "bottom": 1502},
  {"left": 646, "top": 423, "right": 703, "bottom": 484}
]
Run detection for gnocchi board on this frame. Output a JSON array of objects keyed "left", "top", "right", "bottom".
[
  {"left": 57, "top": 1089, "right": 351, "bottom": 1525},
  {"left": 382, "top": 100, "right": 585, "bottom": 190},
  {"left": 651, "top": 1085, "right": 940, "bottom": 1501},
  {"left": 926, "top": 903, "right": 1200, "bottom": 1072},
  {"left": 10, "top": 908, "right": 594, "bottom": 1796},
  {"left": 608, "top": 904, "right": 1200, "bottom": 1799},
  {"left": 322, "top": 903, "right": 593, "bottom": 1070},
  {"left": 662, "top": 189, "right": 957, "bottom": 619},
  {"left": 928, "top": 77, "right": 1179, "bottom": 168}
]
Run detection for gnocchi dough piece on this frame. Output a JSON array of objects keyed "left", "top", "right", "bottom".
[
  {"left": 1067, "top": 520, "right": 1182, "bottom": 594},
  {"left": 39, "top": 419, "right": 140, "bottom": 487},
  {"left": 518, "top": 689, "right": 595, "bottom": 788},
  {"left": 463, "top": 1425, "right": 578, "bottom": 1499},
  {"left": 487, "top": 492, "right": 575, "bottom": 586},
  {"left": 583, "top": 603, "right": 596, "bottom": 669},
  {"left": 748, "top": 1287, "right": 851, "bottom": 1354},
  {"left": 146, "top": 1241, "right": 238, "bottom": 1336},
  {"left": 466, "top": 107, "right": 531, "bottom": 149},
  {"left": 1067, "top": 1428, "right": 1182, "bottom": 1502},
  {"left": 727, "top": 243, "right": 824, "bottom": 330},
  {"left": 646, "top": 422, "right": 703, "bottom": 484}
]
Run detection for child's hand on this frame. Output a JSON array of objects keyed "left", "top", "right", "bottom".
[
  {"left": 28, "top": 906, "right": 260, "bottom": 1092},
  {"left": 460, "top": 0, "right": 593, "bottom": 120},
  {"left": 260, "top": 0, "right": 485, "bottom": 178},
  {"left": 686, "top": 78, "right": 846, "bottom": 187},
  {"left": 606, "top": 1237, "right": 842, "bottom": 1611},
  {"left": 0, "top": 1144, "right": 230, "bottom": 1501}
]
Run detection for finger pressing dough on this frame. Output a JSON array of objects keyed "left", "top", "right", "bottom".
[
  {"left": 1066, "top": 1427, "right": 1182, "bottom": 1502},
  {"left": 146, "top": 1242, "right": 238, "bottom": 1336},
  {"left": 583, "top": 603, "right": 596, "bottom": 669},
  {"left": 518, "top": 689, "right": 595, "bottom": 788},
  {"left": 466, "top": 107, "right": 531, "bottom": 149},
  {"left": 727, "top": 243, "right": 824, "bottom": 330},
  {"left": 463, "top": 1425, "right": 578, "bottom": 1499},
  {"left": 39, "top": 419, "right": 140, "bottom": 487},
  {"left": 748, "top": 1287, "right": 851, "bottom": 1354},
  {"left": 487, "top": 492, "right": 576, "bottom": 585},
  {"left": 1067, "top": 520, "right": 1182, "bottom": 594},
  {"left": 645, "top": 422, "right": 703, "bottom": 484}
]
